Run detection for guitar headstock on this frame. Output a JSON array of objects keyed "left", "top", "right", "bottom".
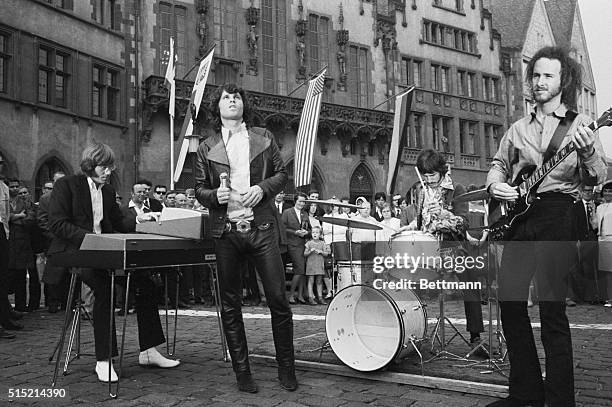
[{"left": 595, "top": 106, "right": 612, "bottom": 130}]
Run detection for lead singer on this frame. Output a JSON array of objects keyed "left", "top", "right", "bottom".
[{"left": 195, "top": 83, "right": 297, "bottom": 393}]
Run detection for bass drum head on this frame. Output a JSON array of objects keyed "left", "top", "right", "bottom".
[{"left": 325, "top": 285, "right": 402, "bottom": 372}]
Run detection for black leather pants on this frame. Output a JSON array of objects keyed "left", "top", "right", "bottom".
[{"left": 215, "top": 224, "right": 294, "bottom": 374}]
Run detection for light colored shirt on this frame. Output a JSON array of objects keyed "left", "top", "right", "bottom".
[
  {"left": 322, "top": 212, "right": 348, "bottom": 244},
  {"left": 351, "top": 215, "right": 379, "bottom": 242},
  {"left": 487, "top": 105, "right": 607, "bottom": 198},
  {"left": 0, "top": 181, "right": 9, "bottom": 236},
  {"left": 87, "top": 177, "right": 104, "bottom": 235},
  {"left": 275, "top": 201, "right": 283, "bottom": 214},
  {"left": 293, "top": 207, "right": 304, "bottom": 226},
  {"left": 222, "top": 123, "right": 253, "bottom": 221}
]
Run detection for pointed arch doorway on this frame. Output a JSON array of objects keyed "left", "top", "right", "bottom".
[
  {"left": 349, "top": 163, "right": 374, "bottom": 204},
  {"left": 35, "top": 157, "right": 70, "bottom": 200}
]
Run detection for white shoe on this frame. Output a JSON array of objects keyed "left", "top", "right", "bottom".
[
  {"left": 95, "top": 361, "right": 118, "bottom": 382},
  {"left": 138, "top": 347, "right": 180, "bottom": 368}
]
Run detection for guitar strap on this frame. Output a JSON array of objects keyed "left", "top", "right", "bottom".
[{"left": 542, "top": 110, "right": 578, "bottom": 164}]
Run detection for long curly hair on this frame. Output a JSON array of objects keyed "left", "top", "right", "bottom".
[
  {"left": 208, "top": 83, "right": 253, "bottom": 132},
  {"left": 525, "top": 46, "right": 582, "bottom": 110}
]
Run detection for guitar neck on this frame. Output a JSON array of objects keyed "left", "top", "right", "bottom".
[{"left": 524, "top": 121, "right": 598, "bottom": 190}]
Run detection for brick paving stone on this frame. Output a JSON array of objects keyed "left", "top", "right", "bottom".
[{"left": 3, "top": 300, "right": 611, "bottom": 406}]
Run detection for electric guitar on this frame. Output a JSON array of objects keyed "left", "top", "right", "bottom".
[{"left": 489, "top": 107, "right": 612, "bottom": 240}]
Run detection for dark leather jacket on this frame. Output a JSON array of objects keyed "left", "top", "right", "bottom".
[{"left": 195, "top": 127, "right": 287, "bottom": 241}]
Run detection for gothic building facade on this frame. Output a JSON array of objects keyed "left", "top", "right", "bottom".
[{"left": 0, "top": 0, "right": 598, "bottom": 202}]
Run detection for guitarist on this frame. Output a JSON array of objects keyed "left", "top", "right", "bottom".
[{"left": 485, "top": 46, "right": 607, "bottom": 407}]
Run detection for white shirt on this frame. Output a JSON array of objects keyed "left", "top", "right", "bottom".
[
  {"left": 87, "top": 177, "right": 104, "bottom": 235},
  {"left": 293, "top": 207, "right": 304, "bottom": 226},
  {"left": 222, "top": 123, "right": 253, "bottom": 221},
  {"left": 322, "top": 212, "right": 348, "bottom": 244},
  {"left": 275, "top": 201, "right": 283, "bottom": 214}
]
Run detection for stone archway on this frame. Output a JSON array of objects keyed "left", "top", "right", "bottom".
[
  {"left": 349, "top": 163, "right": 374, "bottom": 205},
  {"left": 34, "top": 156, "right": 70, "bottom": 200}
]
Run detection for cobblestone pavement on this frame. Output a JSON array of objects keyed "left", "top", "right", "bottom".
[{"left": 1, "top": 298, "right": 611, "bottom": 406}]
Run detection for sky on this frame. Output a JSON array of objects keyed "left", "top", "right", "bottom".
[{"left": 577, "top": 0, "right": 612, "bottom": 157}]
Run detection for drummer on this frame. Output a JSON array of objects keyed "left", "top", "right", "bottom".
[{"left": 401, "top": 149, "right": 487, "bottom": 355}]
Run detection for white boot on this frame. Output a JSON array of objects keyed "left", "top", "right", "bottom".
[
  {"left": 138, "top": 347, "right": 180, "bottom": 368},
  {"left": 95, "top": 360, "right": 118, "bottom": 382}
]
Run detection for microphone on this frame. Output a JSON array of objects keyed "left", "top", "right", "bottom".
[{"left": 219, "top": 172, "right": 228, "bottom": 189}]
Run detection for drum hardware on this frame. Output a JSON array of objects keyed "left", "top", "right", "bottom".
[
  {"left": 424, "top": 288, "right": 471, "bottom": 363},
  {"left": 455, "top": 242, "right": 509, "bottom": 375}
]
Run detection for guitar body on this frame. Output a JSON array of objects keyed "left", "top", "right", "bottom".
[
  {"left": 488, "top": 164, "right": 538, "bottom": 240},
  {"left": 486, "top": 106, "right": 611, "bottom": 240}
]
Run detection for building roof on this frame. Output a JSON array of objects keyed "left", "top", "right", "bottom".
[
  {"left": 544, "top": 0, "right": 577, "bottom": 47},
  {"left": 487, "top": 0, "right": 537, "bottom": 49}
]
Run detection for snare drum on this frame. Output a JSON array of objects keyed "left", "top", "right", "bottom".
[
  {"left": 386, "top": 231, "right": 440, "bottom": 282},
  {"left": 325, "top": 285, "right": 427, "bottom": 372},
  {"left": 336, "top": 261, "right": 373, "bottom": 291}
]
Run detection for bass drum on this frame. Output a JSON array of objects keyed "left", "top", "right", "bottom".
[{"left": 325, "top": 285, "right": 427, "bottom": 372}]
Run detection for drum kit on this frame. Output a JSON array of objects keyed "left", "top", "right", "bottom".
[{"left": 310, "top": 190, "right": 509, "bottom": 376}]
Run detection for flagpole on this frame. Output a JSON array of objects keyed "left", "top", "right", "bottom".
[
  {"left": 287, "top": 66, "right": 328, "bottom": 97},
  {"left": 181, "top": 43, "right": 216, "bottom": 80},
  {"left": 170, "top": 115, "right": 175, "bottom": 189},
  {"left": 371, "top": 85, "right": 415, "bottom": 110}
]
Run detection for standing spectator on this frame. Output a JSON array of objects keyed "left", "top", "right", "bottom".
[
  {"left": 8, "top": 181, "right": 37, "bottom": 312},
  {"left": 39, "top": 172, "right": 67, "bottom": 313},
  {"left": 282, "top": 193, "right": 310, "bottom": 304},
  {"left": 391, "top": 194, "right": 402, "bottom": 217},
  {"left": 370, "top": 192, "right": 387, "bottom": 221},
  {"left": 304, "top": 226, "right": 330, "bottom": 305},
  {"left": 164, "top": 190, "right": 177, "bottom": 208},
  {"left": 378, "top": 203, "right": 401, "bottom": 242},
  {"left": 307, "top": 190, "right": 325, "bottom": 217},
  {"left": 596, "top": 183, "right": 612, "bottom": 307},
  {"left": 152, "top": 185, "right": 167, "bottom": 207},
  {"left": 0, "top": 157, "right": 17, "bottom": 338}
]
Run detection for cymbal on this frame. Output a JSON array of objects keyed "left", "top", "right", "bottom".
[
  {"left": 453, "top": 188, "right": 489, "bottom": 203},
  {"left": 319, "top": 216, "right": 382, "bottom": 230},
  {"left": 304, "top": 199, "right": 361, "bottom": 209}
]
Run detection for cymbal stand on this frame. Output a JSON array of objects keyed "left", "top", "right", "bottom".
[
  {"left": 424, "top": 286, "right": 470, "bottom": 363},
  {"left": 457, "top": 241, "right": 508, "bottom": 375},
  {"left": 425, "top": 234, "right": 470, "bottom": 363}
]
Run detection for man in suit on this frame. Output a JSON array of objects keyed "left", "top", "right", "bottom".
[
  {"left": 282, "top": 192, "right": 311, "bottom": 305},
  {"left": 136, "top": 178, "right": 163, "bottom": 212},
  {"left": 273, "top": 191, "right": 291, "bottom": 215},
  {"left": 370, "top": 192, "right": 387, "bottom": 221},
  {"left": 38, "top": 171, "right": 66, "bottom": 313},
  {"left": 195, "top": 83, "right": 296, "bottom": 393},
  {"left": 47, "top": 143, "right": 179, "bottom": 383}
]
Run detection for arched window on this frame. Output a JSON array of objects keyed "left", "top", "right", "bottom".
[{"left": 349, "top": 163, "right": 374, "bottom": 204}]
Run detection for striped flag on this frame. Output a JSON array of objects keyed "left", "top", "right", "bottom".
[
  {"left": 164, "top": 37, "right": 176, "bottom": 117},
  {"left": 294, "top": 69, "right": 327, "bottom": 188},
  {"left": 386, "top": 86, "right": 415, "bottom": 196}
]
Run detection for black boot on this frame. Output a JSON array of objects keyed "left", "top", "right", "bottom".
[
  {"left": 236, "top": 372, "right": 258, "bottom": 393},
  {"left": 278, "top": 366, "right": 298, "bottom": 391}
]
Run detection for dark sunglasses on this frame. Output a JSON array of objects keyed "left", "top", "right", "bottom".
[{"left": 154, "top": 190, "right": 167, "bottom": 194}]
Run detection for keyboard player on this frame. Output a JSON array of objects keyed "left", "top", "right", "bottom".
[{"left": 47, "top": 143, "right": 179, "bottom": 383}]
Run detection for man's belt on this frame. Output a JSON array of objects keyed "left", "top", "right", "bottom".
[{"left": 225, "top": 220, "right": 273, "bottom": 234}]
